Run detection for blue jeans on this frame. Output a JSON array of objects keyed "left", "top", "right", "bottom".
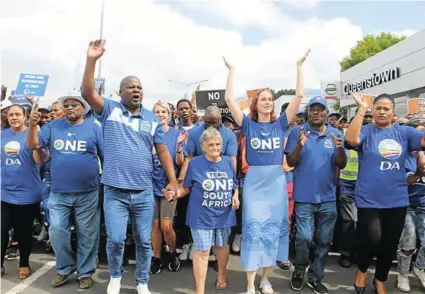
[
  {"left": 294, "top": 201, "right": 337, "bottom": 282},
  {"left": 41, "top": 180, "right": 51, "bottom": 226},
  {"left": 48, "top": 189, "right": 100, "bottom": 279},
  {"left": 398, "top": 207, "right": 425, "bottom": 275},
  {"left": 104, "top": 186, "right": 154, "bottom": 285}
]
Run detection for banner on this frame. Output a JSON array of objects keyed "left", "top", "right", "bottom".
[
  {"left": 15, "top": 73, "right": 49, "bottom": 96},
  {"left": 195, "top": 89, "right": 231, "bottom": 117},
  {"left": 95, "top": 78, "right": 105, "bottom": 94},
  {"left": 407, "top": 98, "right": 425, "bottom": 121}
]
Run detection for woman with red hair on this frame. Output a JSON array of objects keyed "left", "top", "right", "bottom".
[{"left": 223, "top": 50, "right": 310, "bottom": 294}]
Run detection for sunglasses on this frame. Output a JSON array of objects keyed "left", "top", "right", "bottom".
[{"left": 63, "top": 103, "right": 81, "bottom": 109}]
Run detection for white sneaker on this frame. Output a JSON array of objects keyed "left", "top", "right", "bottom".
[
  {"left": 107, "top": 277, "right": 122, "bottom": 294},
  {"left": 259, "top": 279, "right": 274, "bottom": 294},
  {"left": 244, "top": 290, "right": 256, "bottom": 294},
  {"left": 413, "top": 266, "right": 425, "bottom": 289},
  {"left": 137, "top": 283, "right": 151, "bottom": 294},
  {"left": 232, "top": 234, "right": 241, "bottom": 252},
  {"left": 189, "top": 243, "right": 195, "bottom": 260},
  {"left": 397, "top": 273, "right": 411, "bottom": 292},
  {"left": 179, "top": 244, "right": 190, "bottom": 261}
]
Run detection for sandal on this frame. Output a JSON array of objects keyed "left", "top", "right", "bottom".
[
  {"left": 216, "top": 279, "right": 228, "bottom": 290},
  {"left": 18, "top": 266, "right": 32, "bottom": 280},
  {"left": 1, "top": 266, "right": 5, "bottom": 276}
]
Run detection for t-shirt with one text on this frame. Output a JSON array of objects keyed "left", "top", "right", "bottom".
[
  {"left": 153, "top": 127, "right": 185, "bottom": 196},
  {"left": 1, "top": 128, "right": 43, "bottom": 204},
  {"left": 348, "top": 124, "right": 424, "bottom": 208},
  {"left": 38, "top": 118, "right": 104, "bottom": 193},
  {"left": 186, "top": 124, "right": 237, "bottom": 157},
  {"left": 184, "top": 155, "right": 237, "bottom": 229},
  {"left": 405, "top": 153, "right": 425, "bottom": 212},
  {"left": 241, "top": 113, "right": 288, "bottom": 166}
]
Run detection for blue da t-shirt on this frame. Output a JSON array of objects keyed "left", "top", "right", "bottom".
[
  {"left": 348, "top": 124, "right": 424, "bottom": 208},
  {"left": 186, "top": 124, "right": 237, "bottom": 157},
  {"left": 184, "top": 155, "right": 237, "bottom": 229},
  {"left": 152, "top": 127, "right": 183, "bottom": 196},
  {"left": 38, "top": 118, "right": 104, "bottom": 193},
  {"left": 405, "top": 153, "right": 425, "bottom": 212},
  {"left": 241, "top": 113, "right": 289, "bottom": 166},
  {"left": 1, "top": 128, "right": 43, "bottom": 205}
]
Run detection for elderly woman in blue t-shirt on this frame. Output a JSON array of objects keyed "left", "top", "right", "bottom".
[{"left": 166, "top": 127, "right": 239, "bottom": 294}]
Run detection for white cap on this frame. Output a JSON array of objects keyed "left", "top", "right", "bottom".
[{"left": 0, "top": 100, "right": 13, "bottom": 110}]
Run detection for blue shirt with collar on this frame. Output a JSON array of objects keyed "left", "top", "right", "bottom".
[
  {"left": 285, "top": 122, "right": 343, "bottom": 203},
  {"left": 186, "top": 123, "right": 237, "bottom": 157},
  {"left": 94, "top": 99, "right": 165, "bottom": 190}
]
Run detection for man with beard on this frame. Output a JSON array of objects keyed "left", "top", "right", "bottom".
[
  {"left": 81, "top": 39, "right": 177, "bottom": 294},
  {"left": 27, "top": 93, "right": 103, "bottom": 290},
  {"left": 286, "top": 96, "right": 346, "bottom": 294},
  {"left": 337, "top": 107, "right": 373, "bottom": 268}
]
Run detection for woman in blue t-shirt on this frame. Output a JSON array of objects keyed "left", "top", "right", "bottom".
[
  {"left": 346, "top": 93, "right": 425, "bottom": 294},
  {"left": 169, "top": 127, "right": 239, "bottom": 294},
  {"left": 1, "top": 105, "right": 44, "bottom": 279},
  {"left": 151, "top": 101, "right": 187, "bottom": 274},
  {"left": 222, "top": 50, "right": 310, "bottom": 294}
]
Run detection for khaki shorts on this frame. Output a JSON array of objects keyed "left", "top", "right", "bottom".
[{"left": 154, "top": 196, "right": 177, "bottom": 220}]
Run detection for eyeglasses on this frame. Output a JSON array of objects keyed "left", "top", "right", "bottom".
[{"left": 63, "top": 103, "right": 81, "bottom": 109}]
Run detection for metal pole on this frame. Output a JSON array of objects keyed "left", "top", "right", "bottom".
[{"left": 98, "top": 0, "right": 104, "bottom": 78}]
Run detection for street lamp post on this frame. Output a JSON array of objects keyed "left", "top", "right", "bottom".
[
  {"left": 98, "top": 0, "right": 105, "bottom": 79},
  {"left": 168, "top": 79, "right": 208, "bottom": 99}
]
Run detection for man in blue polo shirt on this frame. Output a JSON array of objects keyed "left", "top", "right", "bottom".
[
  {"left": 81, "top": 39, "right": 177, "bottom": 294},
  {"left": 285, "top": 96, "right": 347, "bottom": 294}
]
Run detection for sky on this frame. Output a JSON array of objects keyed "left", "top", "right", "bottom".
[{"left": 0, "top": 0, "right": 423, "bottom": 109}]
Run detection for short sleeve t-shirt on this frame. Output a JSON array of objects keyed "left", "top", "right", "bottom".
[
  {"left": 1, "top": 128, "right": 43, "bottom": 205},
  {"left": 240, "top": 113, "right": 288, "bottom": 166},
  {"left": 184, "top": 155, "right": 237, "bottom": 229},
  {"left": 38, "top": 119, "right": 104, "bottom": 193},
  {"left": 349, "top": 124, "right": 424, "bottom": 208}
]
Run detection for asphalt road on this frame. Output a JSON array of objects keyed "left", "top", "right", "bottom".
[{"left": 1, "top": 247, "right": 424, "bottom": 294}]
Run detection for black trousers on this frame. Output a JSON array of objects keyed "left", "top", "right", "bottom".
[
  {"left": 1, "top": 201, "right": 39, "bottom": 267},
  {"left": 175, "top": 195, "right": 192, "bottom": 246},
  {"left": 232, "top": 188, "right": 243, "bottom": 235},
  {"left": 356, "top": 206, "right": 407, "bottom": 281},
  {"left": 339, "top": 194, "right": 358, "bottom": 257}
]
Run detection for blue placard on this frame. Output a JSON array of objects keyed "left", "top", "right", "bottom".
[
  {"left": 10, "top": 94, "right": 29, "bottom": 105},
  {"left": 15, "top": 73, "right": 49, "bottom": 97},
  {"left": 95, "top": 78, "right": 105, "bottom": 94}
]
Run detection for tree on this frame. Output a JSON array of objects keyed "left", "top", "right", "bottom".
[
  {"left": 339, "top": 32, "right": 406, "bottom": 72},
  {"left": 270, "top": 88, "right": 296, "bottom": 100},
  {"left": 332, "top": 100, "right": 340, "bottom": 112}
]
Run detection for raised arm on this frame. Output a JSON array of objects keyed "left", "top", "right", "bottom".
[
  {"left": 81, "top": 39, "right": 106, "bottom": 114},
  {"left": 345, "top": 93, "right": 369, "bottom": 146},
  {"left": 27, "top": 104, "right": 42, "bottom": 150},
  {"left": 223, "top": 57, "right": 243, "bottom": 126},
  {"left": 286, "top": 49, "right": 311, "bottom": 122}
]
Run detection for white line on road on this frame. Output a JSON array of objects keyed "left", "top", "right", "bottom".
[{"left": 5, "top": 261, "right": 55, "bottom": 294}]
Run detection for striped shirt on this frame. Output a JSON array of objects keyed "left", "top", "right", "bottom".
[{"left": 94, "top": 99, "right": 165, "bottom": 190}]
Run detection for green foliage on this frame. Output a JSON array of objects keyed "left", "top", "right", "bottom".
[
  {"left": 270, "top": 88, "right": 296, "bottom": 100},
  {"left": 340, "top": 32, "right": 406, "bottom": 72},
  {"left": 332, "top": 100, "right": 340, "bottom": 111}
]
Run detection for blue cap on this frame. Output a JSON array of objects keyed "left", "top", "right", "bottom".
[
  {"left": 296, "top": 109, "right": 304, "bottom": 115},
  {"left": 308, "top": 96, "right": 328, "bottom": 109}
]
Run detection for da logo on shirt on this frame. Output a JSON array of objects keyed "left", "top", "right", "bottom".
[
  {"left": 202, "top": 179, "right": 214, "bottom": 191},
  {"left": 54, "top": 140, "right": 64, "bottom": 150},
  {"left": 53, "top": 139, "right": 87, "bottom": 153},
  {"left": 251, "top": 138, "right": 261, "bottom": 149},
  {"left": 250, "top": 137, "right": 281, "bottom": 151},
  {"left": 324, "top": 139, "right": 333, "bottom": 149},
  {"left": 378, "top": 139, "right": 402, "bottom": 160},
  {"left": 4, "top": 141, "right": 20, "bottom": 157}
]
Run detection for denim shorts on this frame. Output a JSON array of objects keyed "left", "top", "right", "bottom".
[{"left": 191, "top": 228, "right": 231, "bottom": 252}]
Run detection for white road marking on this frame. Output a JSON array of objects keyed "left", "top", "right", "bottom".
[{"left": 4, "top": 261, "right": 55, "bottom": 294}]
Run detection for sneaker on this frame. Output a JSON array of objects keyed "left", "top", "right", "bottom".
[
  {"left": 150, "top": 257, "right": 162, "bottom": 274},
  {"left": 397, "top": 273, "right": 411, "bottom": 292},
  {"left": 137, "top": 283, "right": 151, "bottom": 294},
  {"left": 232, "top": 234, "right": 241, "bottom": 252},
  {"left": 37, "top": 225, "right": 48, "bottom": 241},
  {"left": 79, "top": 277, "right": 94, "bottom": 289},
  {"left": 179, "top": 244, "right": 190, "bottom": 261},
  {"left": 168, "top": 252, "right": 181, "bottom": 272},
  {"left": 290, "top": 272, "right": 305, "bottom": 291},
  {"left": 7, "top": 247, "right": 19, "bottom": 261},
  {"left": 259, "top": 279, "right": 274, "bottom": 294},
  {"left": 189, "top": 243, "right": 194, "bottom": 260},
  {"left": 413, "top": 266, "right": 425, "bottom": 289},
  {"left": 307, "top": 280, "right": 328, "bottom": 294},
  {"left": 52, "top": 274, "right": 70, "bottom": 287},
  {"left": 244, "top": 291, "right": 255, "bottom": 294},
  {"left": 107, "top": 277, "right": 122, "bottom": 294},
  {"left": 339, "top": 254, "right": 352, "bottom": 268}
]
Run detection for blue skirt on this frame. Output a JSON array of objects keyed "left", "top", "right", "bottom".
[{"left": 241, "top": 165, "right": 289, "bottom": 271}]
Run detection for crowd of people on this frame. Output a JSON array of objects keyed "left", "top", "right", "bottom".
[{"left": 1, "top": 39, "right": 425, "bottom": 294}]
